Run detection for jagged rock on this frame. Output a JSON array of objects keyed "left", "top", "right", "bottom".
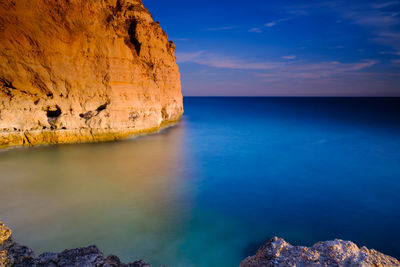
[
  {"left": 240, "top": 237, "right": 400, "bottom": 267},
  {"left": 0, "top": 0, "right": 183, "bottom": 148},
  {"left": 0, "top": 221, "right": 152, "bottom": 267}
]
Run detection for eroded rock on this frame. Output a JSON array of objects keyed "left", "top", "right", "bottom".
[
  {"left": 0, "top": 221, "right": 152, "bottom": 267},
  {"left": 240, "top": 237, "right": 400, "bottom": 267},
  {"left": 0, "top": 0, "right": 183, "bottom": 148}
]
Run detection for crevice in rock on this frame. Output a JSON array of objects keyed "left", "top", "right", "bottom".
[
  {"left": 79, "top": 102, "right": 108, "bottom": 123},
  {"left": 96, "top": 103, "right": 108, "bottom": 112},
  {"left": 32, "top": 74, "right": 53, "bottom": 97},
  {"left": 161, "top": 106, "right": 168, "bottom": 120},
  {"left": 0, "top": 78, "right": 16, "bottom": 97},
  {"left": 23, "top": 132, "right": 32, "bottom": 145},
  {"left": 0, "top": 78, "right": 16, "bottom": 90},
  {"left": 128, "top": 20, "right": 141, "bottom": 55},
  {"left": 79, "top": 111, "right": 93, "bottom": 121}
]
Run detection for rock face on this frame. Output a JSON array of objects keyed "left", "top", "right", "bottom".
[
  {"left": 240, "top": 237, "right": 400, "bottom": 267},
  {"left": 0, "top": 0, "right": 183, "bottom": 148},
  {"left": 0, "top": 221, "right": 151, "bottom": 266}
]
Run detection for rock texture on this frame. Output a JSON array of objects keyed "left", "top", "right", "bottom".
[
  {"left": 0, "top": 221, "right": 151, "bottom": 267},
  {"left": 241, "top": 237, "right": 400, "bottom": 267},
  {"left": 0, "top": 0, "right": 183, "bottom": 148}
]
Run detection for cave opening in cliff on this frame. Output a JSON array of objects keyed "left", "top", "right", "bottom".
[{"left": 46, "top": 105, "right": 62, "bottom": 118}]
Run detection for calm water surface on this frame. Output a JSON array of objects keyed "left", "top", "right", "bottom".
[{"left": 1, "top": 97, "right": 400, "bottom": 266}]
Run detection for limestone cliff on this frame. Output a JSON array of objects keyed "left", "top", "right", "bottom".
[{"left": 0, "top": 0, "right": 183, "bottom": 148}]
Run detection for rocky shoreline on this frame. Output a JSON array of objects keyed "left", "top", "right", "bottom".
[
  {"left": 240, "top": 237, "right": 400, "bottom": 267},
  {"left": 1, "top": 222, "right": 150, "bottom": 267},
  {"left": 2, "top": 222, "right": 399, "bottom": 267}
]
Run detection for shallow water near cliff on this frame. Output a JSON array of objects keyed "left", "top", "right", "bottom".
[{"left": 1, "top": 97, "right": 400, "bottom": 266}]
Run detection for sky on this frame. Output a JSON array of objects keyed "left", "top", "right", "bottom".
[{"left": 144, "top": 0, "right": 400, "bottom": 96}]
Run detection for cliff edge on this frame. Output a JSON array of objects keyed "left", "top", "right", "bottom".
[{"left": 0, "top": 0, "right": 183, "bottom": 148}]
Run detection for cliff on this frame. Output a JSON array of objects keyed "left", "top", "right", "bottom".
[
  {"left": 240, "top": 237, "right": 400, "bottom": 267},
  {"left": 0, "top": 0, "right": 183, "bottom": 148}
]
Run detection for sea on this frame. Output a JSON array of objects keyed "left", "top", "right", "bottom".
[{"left": 1, "top": 97, "right": 400, "bottom": 266}]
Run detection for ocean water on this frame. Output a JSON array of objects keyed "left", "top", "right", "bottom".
[{"left": 1, "top": 97, "right": 400, "bottom": 266}]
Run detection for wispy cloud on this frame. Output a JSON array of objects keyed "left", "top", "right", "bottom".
[
  {"left": 249, "top": 17, "right": 296, "bottom": 33},
  {"left": 202, "top": 26, "right": 236, "bottom": 31},
  {"left": 372, "top": 32, "right": 400, "bottom": 49},
  {"left": 249, "top": 27, "right": 262, "bottom": 33},
  {"left": 265, "top": 22, "right": 277, "bottom": 28},
  {"left": 285, "top": 1, "right": 400, "bottom": 51},
  {"left": 345, "top": 11, "right": 399, "bottom": 27},
  {"left": 171, "top": 38, "right": 190, "bottom": 42},
  {"left": 258, "top": 60, "right": 380, "bottom": 83},
  {"left": 328, "top": 45, "right": 345, "bottom": 49},
  {"left": 282, "top": 55, "right": 297, "bottom": 60},
  {"left": 380, "top": 51, "right": 400, "bottom": 56},
  {"left": 176, "top": 51, "right": 283, "bottom": 70},
  {"left": 177, "top": 51, "right": 378, "bottom": 81},
  {"left": 371, "top": 1, "right": 399, "bottom": 9},
  {"left": 176, "top": 51, "right": 204, "bottom": 62},
  {"left": 285, "top": 1, "right": 340, "bottom": 16}
]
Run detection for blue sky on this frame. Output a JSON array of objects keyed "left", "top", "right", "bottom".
[{"left": 144, "top": 0, "right": 400, "bottom": 96}]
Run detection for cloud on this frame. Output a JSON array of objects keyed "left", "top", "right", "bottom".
[
  {"left": 379, "top": 51, "right": 400, "bottom": 56},
  {"left": 257, "top": 60, "right": 380, "bottom": 83},
  {"left": 265, "top": 22, "right": 276, "bottom": 27},
  {"left": 372, "top": 32, "right": 400, "bottom": 49},
  {"left": 282, "top": 55, "right": 297, "bottom": 60},
  {"left": 175, "top": 51, "right": 205, "bottom": 62},
  {"left": 371, "top": 1, "right": 399, "bottom": 9},
  {"left": 171, "top": 38, "right": 190, "bottom": 42},
  {"left": 329, "top": 45, "right": 345, "bottom": 49},
  {"left": 285, "top": 1, "right": 400, "bottom": 51},
  {"left": 249, "top": 27, "right": 262, "bottom": 33},
  {"left": 177, "top": 51, "right": 378, "bottom": 81},
  {"left": 176, "top": 51, "right": 282, "bottom": 70},
  {"left": 202, "top": 26, "right": 236, "bottom": 31},
  {"left": 249, "top": 17, "right": 296, "bottom": 33},
  {"left": 345, "top": 11, "right": 399, "bottom": 27}
]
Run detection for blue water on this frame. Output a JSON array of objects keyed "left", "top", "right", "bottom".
[{"left": 1, "top": 97, "right": 400, "bottom": 266}]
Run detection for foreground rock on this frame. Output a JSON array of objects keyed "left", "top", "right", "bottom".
[
  {"left": 0, "top": 0, "right": 183, "bottom": 148},
  {"left": 3, "top": 221, "right": 399, "bottom": 267},
  {"left": 241, "top": 237, "right": 400, "bottom": 267},
  {"left": 0, "top": 222, "right": 151, "bottom": 267}
]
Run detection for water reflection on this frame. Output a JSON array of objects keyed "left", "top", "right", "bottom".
[
  {"left": 1, "top": 98, "right": 400, "bottom": 267},
  {"left": 0, "top": 122, "right": 193, "bottom": 265}
]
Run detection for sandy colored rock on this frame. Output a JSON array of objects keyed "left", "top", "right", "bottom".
[
  {"left": 240, "top": 236, "right": 400, "bottom": 267},
  {"left": 0, "top": 223, "right": 11, "bottom": 267},
  {"left": 0, "top": 0, "right": 183, "bottom": 148}
]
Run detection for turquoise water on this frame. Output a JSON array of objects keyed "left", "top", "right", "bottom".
[{"left": 1, "top": 97, "right": 400, "bottom": 266}]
